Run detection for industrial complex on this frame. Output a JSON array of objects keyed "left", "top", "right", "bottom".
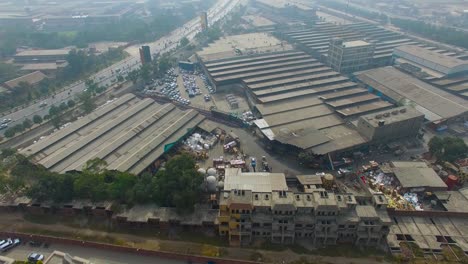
[
  {"left": 20, "top": 94, "right": 212, "bottom": 175},
  {"left": 1, "top": 0, "right": 468, "bottom": 262},
  {"left": 355, "top": 66, "right": 468, "bottom": 123},
  {"left": 196, "top": 32, "right": 429, "bottom": 158}
]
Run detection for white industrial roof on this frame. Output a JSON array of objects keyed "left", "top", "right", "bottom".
[{"left": 224, "top": 168, "right": 288, "bottom": 193}]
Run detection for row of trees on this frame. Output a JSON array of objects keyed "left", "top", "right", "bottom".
[
  {"left": 428, "top": 136, "right": 467, "bottom": 162},
  {"left": 392, "top": 18, "right": 468, "bottom": 49},
  {"left": 3, "top": 99, "right": 77, "bottom": 138},
  {"left": 5, "top": 153, "right": 204, "bottom": 213},
  {"left": 126, "top": 53, "right": 174, "bottom": 86}
]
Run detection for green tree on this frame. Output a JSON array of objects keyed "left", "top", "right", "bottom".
[
  {"left": 49, "top": 105, "right": 60, "bottom": 116},
  {"left": 77, "top": 91, "right": 96, "bottom": 114},
  {"left": 12, "top": 124, "right": 24, "bottom": 133},
  {"left": 73, "top": 171, "right": 107, "bottom": 202},
  {"left": 441, "top": 137, "right": 468, "bottom": 162},
  {"left": 158, "top": 54, "right": 172, "bottom": 74},
  {"left": 67, "top": 99, "right": 75, "bottom": 108},
  {"left": 33, "top": 115, "right": 43, "bottom": 124},
  {"left": 85, "top": 79, "right": 98, "bottom": 93},
  {"left": 429, "top": 136, "right": 468, "bottom": 162},
  {"left": 428, "top": 136, "right": 444, "bottom": 158},
  {"left": 59, "top": 102, "right": 68, "bottom": 111},
  {"left": 126, "top": 69, "right": 140, "bottom": 84},
  {"left": 50, "top": 115, "right": 62, "bottom": 129},
  {"left": 180, "top": 37, "right": 190, "bottom": 47},
  {"left": 4, "top": 128, "right": 15, "bottom": 138},
  {"left": 130, "top": 172, "right": 154, "bottom": 203},
  {"left": 117, "top": 75, "right": 124, "bottom": 82},
  {"left": 0, "top": 62, "right": 18, "bottom": 83},
  {"left": 95, "top": 86, "right": 106, "bottom": 94},
  {"left": 22, "top": 118, "right": 32, "bottom": 129},
  {"left": 152, "top": 154, "right": 204, "bottom": 213},
  {"left": 107, "top": 171, "right": 136, "bottom": 202},
  {"left": 140, "top": 64, "right": 152, "bottom": 84}
]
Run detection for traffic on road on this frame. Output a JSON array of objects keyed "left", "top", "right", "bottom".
[{"left": 0, "top": 0, "right": 240, "bottom": 136}]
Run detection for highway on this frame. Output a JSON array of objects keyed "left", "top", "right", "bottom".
[
  {"left": 1, "top": 0, "right": 241, "bottom": 135},
  {"left": 3, "top": 243, "right": 185, "bottom": 264}
]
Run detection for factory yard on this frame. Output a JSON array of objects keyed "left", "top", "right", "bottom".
[{"left": 182, "top": 123, "right": 316, "bottom": 177}]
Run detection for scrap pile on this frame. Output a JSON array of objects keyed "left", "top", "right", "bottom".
[
  {"left": 182, "top": 132, "right": 218, "bottom": 160},
  {"left": 240, "top": 111, "right": 255, "bottom": 125},
  {"left": 365, "top": 162, "right": 420, "bottom": 210},
  {"left": 223, "top": 132, "right": 240, "bottom": 154}
]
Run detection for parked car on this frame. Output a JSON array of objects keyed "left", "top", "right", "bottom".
[
  {"left": 0, "top": 238, "right": 20, "bottom": 252},
  {"left": 28, "top": 253, "right": 44, "bottom": 263}
]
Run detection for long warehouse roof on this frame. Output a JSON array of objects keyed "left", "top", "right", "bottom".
[
  {"left": 20, "top": 94, "right": 206, "bottom": 175},
  {"left": 355, "top": 67, "right": 468, "bottom": 121}
]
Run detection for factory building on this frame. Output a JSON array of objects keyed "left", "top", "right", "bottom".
[
  {"left": 393, "top": 45, "right": 468, "bottom": 78},
  {"left": 21, "top": 94, "right": 214, "bottom": 175},
  {"left": 252, "top": 0, "right": 317, "bottom": 22},
  {"left": 218, "top": 168, "right": 392, "bottom": 246},
  {"left": 356, "top": 106, "right": 425, "bottom": 142},
  {"left": 281, "top": 22, "right": 468, "bottom": 67},
  {"left": 197, "top": 33, "right": 402, "bottom": 157},
  {"left": 355, "top": 66, "right": 468, "bottom": 125},
  {"left": 14, "top": 49, "right": 71, "bottom": 63},
  {"left": 328, "top": 38, "right": 374, "bottom": 73}
]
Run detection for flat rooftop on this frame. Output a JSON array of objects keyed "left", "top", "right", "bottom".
[
  {"left": 256, "top": 0, "right": 314, "bottom": 10},
  {"left": 197, "top": 33, "right": 292, "bottom": 61},
  {"left": 359, "top": 106, "right": 424, "bottom": 128},
  {"left": 390, "top": 161, "right": 447, "bottom": 189},
  {"left": 342, "top": 40, "right": 371, "bottom": 48},
  {"left": 355, "top": 67, "right": 468, "bottom": 121},
  {"left": 224, "top": 167, "right": 288, "bottom": 193},
  {"left": 242, "top": 15, "right": 276, "bottom": 27},
  {"left": 15, "top": 49, "right": 71, "bottom": 56},
  {"left": 20, "top": 94, "right": 207, "bottom": 175}
]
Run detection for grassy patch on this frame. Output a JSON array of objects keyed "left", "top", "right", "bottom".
[
  {"left": 23, "top": 213, "right": 59, "bottom": 225},
  {"left": 17, "top": 226, "right": 127, "bottom": 246},
  {"left": 175, "top": 231, "right": 229, "bottom": 247}
]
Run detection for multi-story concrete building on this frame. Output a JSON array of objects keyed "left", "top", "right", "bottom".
[
  {"left": 328, "top": 38, "right": 375, "bottom": 74},
  {"left": 218, "top": 168, "right": 392, "bottom": 246}
]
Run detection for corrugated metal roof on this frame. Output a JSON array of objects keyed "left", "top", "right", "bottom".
[{"left": 22, "top": 95, "right": 206, "bottom": 175}]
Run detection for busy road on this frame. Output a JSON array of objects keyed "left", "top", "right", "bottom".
[{"left": 0, "top": 0, "right": 240, "bottom": 135}]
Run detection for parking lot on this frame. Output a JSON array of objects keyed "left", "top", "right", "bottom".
[{"left": 144, "top": 68, "right": 251, "bottom": 113}]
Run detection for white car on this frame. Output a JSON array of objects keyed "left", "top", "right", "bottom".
[{"left": 28, "top": 253, "right": 45, "bottom": 263}]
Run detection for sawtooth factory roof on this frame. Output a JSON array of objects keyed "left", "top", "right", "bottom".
[{"left": 21, "top": 94, "right": 207, "bottom": 175}]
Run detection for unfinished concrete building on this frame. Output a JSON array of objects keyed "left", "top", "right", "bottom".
[{"left": 218, "top": 168, "right": 391, "bottom": 246}]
